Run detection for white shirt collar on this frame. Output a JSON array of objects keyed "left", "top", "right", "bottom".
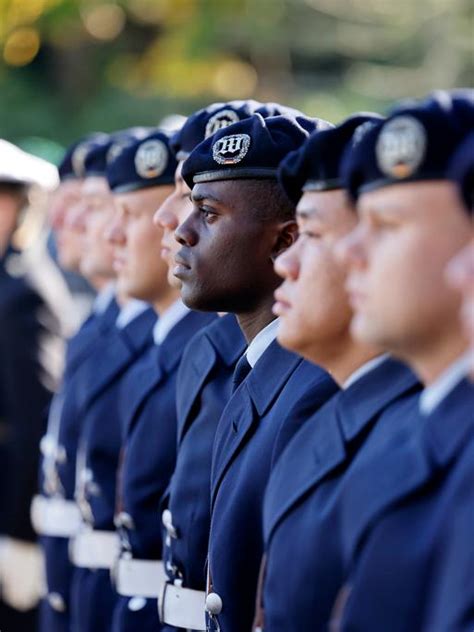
[
  {"left": 245, "top": 318, "right": 280, "bottom": 368},
  {"left": 92, "top": 282, "right": 115, "bottom": 315},
  {"left": 343, "top": 354, "right": 389, "bottom": 390},
  {"left": 419, "top": 353, "right": 471, "bottom": 416},
  {"left": 153, "top": 299, "right": 190, "bottom": 345},
  {"left": 116, "top": 299, "right": 150, "bottom": 330}
]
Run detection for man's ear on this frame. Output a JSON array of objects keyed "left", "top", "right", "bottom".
[{"left": 271, "top": 219, "right": 298, "bottom": 261}]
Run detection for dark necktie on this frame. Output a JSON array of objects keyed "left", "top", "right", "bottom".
[{"left": 232, "top": 354, "right": 252, "bottom": 392}]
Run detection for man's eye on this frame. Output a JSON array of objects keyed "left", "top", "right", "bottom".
[
  {"left": 300, "top": 230, "right": 321, "bottom": 240},
  {"left": 199, "top": 207, "right": 217, "bottom": 221}
]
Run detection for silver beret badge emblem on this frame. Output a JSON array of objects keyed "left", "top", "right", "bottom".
[
  {"left": 376, "top": 115, "right": 427, "bottom": 179},
  {"left": 71, "top": 143, "right": 89, "bottom": 178},
  {"left": 212, "top": 134, "right": 251, "bottom": 165},
  {"left": 134, "top": 139, "right": 168, "bottom": 179},
  {"left": 205, "top": 110, "right": 241, "bottom": 138}
]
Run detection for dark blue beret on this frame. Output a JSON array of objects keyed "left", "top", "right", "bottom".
[
  {"left": 58, "top": 133, "right": 107, "bottom": 181},
  {"left": 278, "top": 113, "right": 382, "bottom": 205},
  {"left": 171, "top": 100, "right": 327, "bottom": 161},
  {"left": 342, "top": 90, "right": 474, "bottom": 201},
  {"left": 82, "top": 135, "right": 114, "bottom": 177},
  {"left": 106, "top": 128, "right": 179, "bottom": 193},
  {"left": 181, "top": 113, "right": 328, "bottom": 189},
  {"left": 449, "top": 132, "right": 474, "bottom": 213},
  {"left": 81, "top": 128, "right": 152, "bottom": 178}
]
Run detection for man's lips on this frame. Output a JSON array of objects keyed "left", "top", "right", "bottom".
[
  {"left": 273, "top": 288, "right": 292, "bottom": 316},
  {"left": 173, "top": 251, "right": 191, "bottom": 278}
]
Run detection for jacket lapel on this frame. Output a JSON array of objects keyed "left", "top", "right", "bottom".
[
  {"left": 264, "top": 396, "right": 346, "bottom": 542},
  {"left": 64, "top": 298, "right": 120, "bottom": 376},
  {"left": 75, "top": 308, "right": 155, "bottom": 414},
  {"left": 210, "top": 342, "right": 302, "bottom": 508},
  {"left": 177, "top": 336, "right": 218, "bottom": 444},
  {"left": 264, "top": 359, "right": 420, "bottom": 542},
  {"left": 177, "top": 314, "right": 245, "bottom": 444},
  {"left": 341, "top": 377, "right": 474, "bottom": 563}
]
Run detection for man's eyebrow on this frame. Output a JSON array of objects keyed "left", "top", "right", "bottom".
[
  {"left": 296, "top": 206, "right": 322, "bottom": 221},
  {"left": 192, "top": 191, "right": 222, "bottom": 204}
]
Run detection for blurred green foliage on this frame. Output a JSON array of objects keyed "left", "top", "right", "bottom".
[{"left": 0, "top": 0, "right": 472, "bottom": 153}]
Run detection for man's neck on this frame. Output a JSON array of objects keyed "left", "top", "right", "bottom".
[
  {"left": 406, "top": 332, "right": 468, "bottom": 386},
  {"left": 236, "top": 296, "right": 277, "bottom": 344},
  {"left": 308, "top": 332, "right": 381, "bottom": 387},
  {"left": 152, "top": 287, "right": 182, "bottom": 316}
]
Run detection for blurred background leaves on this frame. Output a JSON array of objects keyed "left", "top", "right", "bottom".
[{"left": 0, "top": 0, "right": 472, "bottom": 153}]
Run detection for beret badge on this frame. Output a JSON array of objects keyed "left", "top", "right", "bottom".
[
  {"left": 212, "top": 134, "right": 251, "bottom": 165},
  {"left": 205, "top": 110, "right": 241, "bottom": 138},
  {"left": 71, "top": 143, "right": 89, "bottom": 178},
  {"left": 376, "top": 115, "right": 427, "bottom": 179},
  {"left": 135, "top": 139, "right": 168, "bottom": 179}
]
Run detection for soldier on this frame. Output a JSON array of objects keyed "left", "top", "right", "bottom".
[
  {"left": 0, "top": 141, "right": 63, "bottom": 631},
  {"left": 104, "top": 128, "right": 216, "bottom": 631},
  {"left": 333, "top": 90, "right": 474, "bottom": 630},
  {"left": 156, "top": 101, "right": 306, "bottom": 631},
  {"left": 65, "top": 134, "right": 157, "bottom": 632},
  {"left": 252, "top": 114, "right": 423, "bottom": 631},
  {"left": 32, "top": 134, "right": 124, "bottom": 632},
  {"left": 175, "top": 113, "right": 337, "bottom": 632}
]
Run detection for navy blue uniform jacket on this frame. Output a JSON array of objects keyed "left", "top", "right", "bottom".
[
  {"left": 70, "top": 307, "right": 156, "bottom": 632},
  {"left": 162, "top": 314, "right": 246, "bottom": 593},
  {"left": 39, "top": 299, "right": 119, "bottom": 632},
  {"left": 111, "top": 310, "right": 216, "bottom": 632},
  {"left": 337, "top": 377, "right": 474, "bottom": 632},
  {"left": 261, "top": 358, "right": 421, "bottom": 631},
  {"left": 207, "top": 340, "right": 338, "bottom": 632}
]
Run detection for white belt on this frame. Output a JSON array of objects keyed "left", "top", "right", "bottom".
[
  {"left": 115, "top": 557, "right": 166, "bottom": 599},
  {"left": 70, "top": 529, "right": 120, "bottom": 569},
  {"left": 31, "top": 495, "right": 81, "bottom": 538},
  {"left": 159, "top": 582, "right": 206, "bottom": 630}
]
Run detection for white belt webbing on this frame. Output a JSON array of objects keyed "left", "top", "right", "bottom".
[
  {"left": 159, "top": 582, "right": 206, "bottom": 630},
  {"left": 70, "top": 529, "right": 119, "bottom": 569},
  {"left": 114, "top": 557, "right": 166, "bottom": 598},
  {"left": 31, "top": 495, "right": 81, "bottom": 538}
]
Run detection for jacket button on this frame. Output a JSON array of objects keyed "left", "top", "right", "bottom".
[
  {"left": 48, "top": 592, "right": 66, "bottom": 612},
  {"left": 205, "top": 592, "right": 223, "bottom": 615},
  {"left": 162, "top": 509, "right": 178, "bottom": 538}
]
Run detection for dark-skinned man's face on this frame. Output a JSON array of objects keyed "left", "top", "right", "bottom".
[{"left": 174, "top": 179, "right": 294, "bottom": 313}]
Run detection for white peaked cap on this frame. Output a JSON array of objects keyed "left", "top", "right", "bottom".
[{"left": 0, "top": 139, "right": 59, "bottom": 190}]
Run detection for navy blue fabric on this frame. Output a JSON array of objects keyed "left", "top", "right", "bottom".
[
  {"left": 181, "top": 114, "right": 326, "bottom": 188},
  {"left": 336, "top": 378, "right": 474, "bottom": 631},
  {"left": 160, "top": 314, "right": 246, "bottom": 600},
  {"left": 111, "top": 309, "right": 215, "bottom": 632},
  {"left": 39, "top": 300, "right": 120, "bottom": 632},
  {"left": 449, "top": 132, "right": 474, "bottom": 213},
  {"left": 342, "top": 90, "right": 474, "bottom": 201},
  {"left": 69, "top": 307, "right": 156, "bottom": 632},
  {"left": 278, "top": 113, "right": 381, "bottom": 204},
  {"left": 206, "top": 341, "right": 338, "bottom": 632},
  {"left": 58, "top": 133, "right": 108, "bottom": 181},
  {"left": 107, "top": 128, "right": 179, "bottom": 193},
  {"left": 170, "top": 100, "right": 324, "bottom": 160},
  {"left": 82, "top": 128, "right": 149, "bottom": 178},
  {"left": 261, "top": 358, "right": 421, "bottom": 631}
]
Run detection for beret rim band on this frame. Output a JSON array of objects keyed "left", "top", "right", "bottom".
[
  {"left": 110, "top": 176, "right": 175, "bottom": 194},
  {"left": 193, "top": 168, "right": 278, "bottom": 184},
  {"left": 303, "top": 178, "right": 342, "bottom": 192},
  {"left": 357, "top": 171, "right": 450, "bottom": 196}
]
